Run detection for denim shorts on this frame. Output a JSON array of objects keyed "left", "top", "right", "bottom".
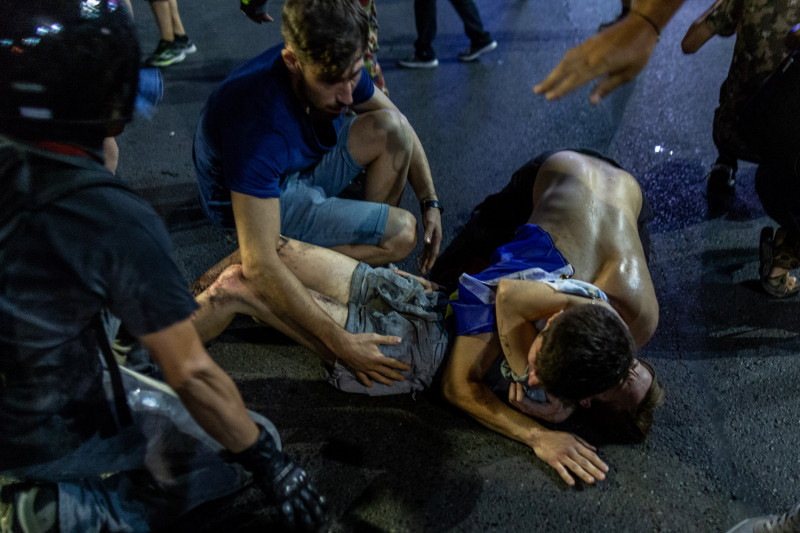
[
  {"left": 327, "top": 263, "right": 450, "bottom": 396},
  {"left": 279, "top": 116, "right": 390, "bottom": 248}
]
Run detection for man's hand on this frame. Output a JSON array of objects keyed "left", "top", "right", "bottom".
[
  {"left": 417, "top": 208, "right": 442, "bottom": 275},
  {"left": 508, "top": 383, "right": 575, "bottom": 423},
  {"left": 233, "top": 425, "right": 326, "bottom": 532},
  {"left": 534, "top": 14, "right": 659, "bottom": 104},
  {"left": 240, "top": 0, "right": 273, "bottom": 23},
  {"left": 531, "top": 430, "right": 608, "bottom": 486},
  {"left": 335, "top": 333, "right": 411, "bottom": 387}
]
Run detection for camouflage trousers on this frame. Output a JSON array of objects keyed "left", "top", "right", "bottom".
[{"left": 705, "top": 0, "right": 800, "bottom": 161}]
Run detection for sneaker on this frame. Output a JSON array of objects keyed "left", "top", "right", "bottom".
[
  {"left": 458, "top": 40, "right": 497, "bottom": 62},
  {"left": 706, "top": 162, "right": 736, "bottom": 194},
  {"left": 726, "top": 502, "right": 800, "bottom": 533},
  {"left": 145, "top": 39, "right": 186, "bottom": 67},
  {"left": 173, "top": 34, "right": 197, "bottom": 54},
  {"left": 398, "top": 54, "right": 439, "bottom": 69},
  {"left": 3, "top": 484, "right": 58, "bottom": 533}
]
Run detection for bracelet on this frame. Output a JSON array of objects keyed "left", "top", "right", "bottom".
[
  {"left": 421, "top": 199, "right": 444, "bottom": 214},
  {"left": 629, "top": 9, "right": 661, "bottom": 37}
]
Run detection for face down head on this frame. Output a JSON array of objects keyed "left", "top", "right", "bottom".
[
  {"left": 529, "top": 304, "right": 636, "bottom": 402},
  {"left": 0, "top": 0, "right": 140, "bottom": 144},
  {"left": 528, "top": 305, "right": 665, "bottom": 441},
  {"left": 281, "top": 0, "right": 369, "bottom": 119}
]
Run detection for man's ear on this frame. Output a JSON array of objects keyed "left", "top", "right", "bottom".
[
  {"left": 545, "top": 309, "right": 563, "bottom": 328},
  {"left": 282, "top": 48, "right": 301, "bottom": 74}
]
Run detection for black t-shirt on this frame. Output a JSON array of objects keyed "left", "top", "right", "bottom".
[{"left": 0, "top": 151, "right": 198, "bottom": 469}]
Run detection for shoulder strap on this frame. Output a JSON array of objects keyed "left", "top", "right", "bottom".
[{"left": 0, "top": 136, "right": 135, "bottom": 429}]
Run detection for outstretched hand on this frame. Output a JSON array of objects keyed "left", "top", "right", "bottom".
[
  {"left": 531, "top": 430, "right": 608, "bottom": 486},
  {"left": 337, "top": 333, "right": 411, "bottom": 388},
  {"left": 417, "top": 208, "right": 442, "bottom": 275},
  {"left": 534, "top": 14, "right": 659, "bottom": 104}
]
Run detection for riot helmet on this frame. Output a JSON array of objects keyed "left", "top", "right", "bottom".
[{"left": 0, "top": 0, "right": 140, "bottom": 143}]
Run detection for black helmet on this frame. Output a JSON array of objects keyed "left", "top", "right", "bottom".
[{"left": 0, "top": 0, "right": 140, "bottom": 142}]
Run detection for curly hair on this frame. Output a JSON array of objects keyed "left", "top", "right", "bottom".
[
  {"left": 534, "top": 304, "right": 636, "bottom": 402},
  {"left": 282, "top": 0, "right": 369, "bottom": 80}
]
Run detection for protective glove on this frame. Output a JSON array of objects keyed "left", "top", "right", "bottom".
[
  {"left": 233, "top": 424, "right": 326, "bottom": 531},
  {"left": 240, "top": 0, "right": 271, "bottom": 23}
]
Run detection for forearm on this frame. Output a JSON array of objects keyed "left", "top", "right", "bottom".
[
  {"left": 406, "top": 130, "right": 437, "bottom": 203},
  {"left": 446, "top": 379, "right": 550, "bottom": 450},
  {"left": 170, "top": 363, "right": 260, "bottom": 453},
  {"left": 246, "top": 260, "right": 346, "bottom": 365}
]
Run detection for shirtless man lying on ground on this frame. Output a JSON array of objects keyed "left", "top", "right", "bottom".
[{"left": 191, "top": 149, "right": 665, "bottom": 485}]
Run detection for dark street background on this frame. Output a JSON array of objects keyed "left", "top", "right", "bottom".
[{"left": 119, "top": 0, "right": 800, "bottom": 531}]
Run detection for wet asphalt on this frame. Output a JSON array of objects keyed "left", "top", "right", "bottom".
[{"left": 119, "top": 0, "right": 800, "bottom": 531}]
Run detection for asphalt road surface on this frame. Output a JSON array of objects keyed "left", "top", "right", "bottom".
[{"left": 117, "top": 0, "right": 800, "bottom": 531}]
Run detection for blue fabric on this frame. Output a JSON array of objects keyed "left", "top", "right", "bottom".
[
  {"left": 450, "top": 224, "right": 573, "bottom": 336},
  {"left": 194, "top": 44, "right": 375, "bottom": 230}
]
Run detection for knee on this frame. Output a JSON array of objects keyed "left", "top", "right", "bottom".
[
  {"left": 371, "top": 110, "right": 414, "bottom": 155},
  {"left": 383, "top": 208, "right": 417, "bottom": 262}
]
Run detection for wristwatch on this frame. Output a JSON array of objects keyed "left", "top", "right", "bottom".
[{"left": 421, "top": 199, "right": 444, "bottom": 214}]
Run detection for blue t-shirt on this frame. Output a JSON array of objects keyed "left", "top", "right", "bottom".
[{"left": 194, "top": 44, "right": 375, "bottom": 229}]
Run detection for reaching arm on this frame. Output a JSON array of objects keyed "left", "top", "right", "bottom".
[
  {"left": 142, "top": 319, "right": 325, "bottom": 530},
  {"left": 534, "top": 0, "right": 687, "bottom": 104},
  {"left": 231, "top": 191, "right": 410, "bottom": 387},
  {"left": 142, "top": 317, "right": 259, "bottom": 452},
  {"left": 352, "top": 89, "right": 442, "bottom": 274},
  {"left": 441, "top": 333, "right": 608, "bottom": 486}
]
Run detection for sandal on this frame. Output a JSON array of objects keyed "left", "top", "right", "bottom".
[{"left": 759, "top": 226, "right": 800, "bottom": 298}]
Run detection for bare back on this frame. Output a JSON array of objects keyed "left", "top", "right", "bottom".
[{"left": 528, "top": 151, "right": 658, "bottom": 346}]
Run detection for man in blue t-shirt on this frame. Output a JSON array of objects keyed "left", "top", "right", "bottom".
[{"left": 193, "top": 0, "right": 443, "bottom": 389}]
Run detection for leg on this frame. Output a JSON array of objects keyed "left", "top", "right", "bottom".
[
  {"left": 348, "top": 110, "right": 414, "bottom": 206},
  {"left": 168, "top": 0, "right": 187, "bottom": 37},
  {"left": 6, "top": 369, "right": 268, "bottom": 532},
  {"left": 755, "top": 162, "right": 800, "bottom": 296},
  {"left": 447, "top": 0, "right": 491, "bottom": 46},
  {"left": 413, "top": 0, "right": 437, "bottom": 59},
  {"left": 192, "top": 238, "right": 358, "bottom": 344},
  {"left": 280, "top": 114, "right": 418, "bottom": 264},
  {"left": 149, "top": 0, "right": 174, "bottom": 41}
]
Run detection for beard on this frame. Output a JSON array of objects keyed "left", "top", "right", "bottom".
[{"left": 297, "top": 76, "right": 345, "bottom": 121}]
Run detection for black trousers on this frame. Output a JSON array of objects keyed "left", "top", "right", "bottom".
[{"left": 413, "top": 0, "right": 491, "bottom": 59}]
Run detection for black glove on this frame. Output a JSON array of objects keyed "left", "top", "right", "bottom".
[
  {"left": 233, "top": 425, "right": 326, "bottom": 532},
  {"left": 240, "top": 0, "right": 270, "bottom": 23}
]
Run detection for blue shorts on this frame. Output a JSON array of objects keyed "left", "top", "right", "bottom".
[{"left": 279, "top": 117, "right": 389, "bottom": 247}]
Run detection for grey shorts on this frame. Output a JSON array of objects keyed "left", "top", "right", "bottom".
[
  {"left": 279, "top": 116, "right": 390, "bottom": 248},
  {"left": 327, "top": 263, "right": 450, "bottom": 395}
]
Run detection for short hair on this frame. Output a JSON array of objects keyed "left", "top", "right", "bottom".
[
  {"left": 534, "top": 304, "right": 635, "bottom": 401},
  {"left": 585, "top": 359, "right": 665, "bottom": 443},
  {"left": 281, "top": 0, "right": 369, "bottom": 80}
]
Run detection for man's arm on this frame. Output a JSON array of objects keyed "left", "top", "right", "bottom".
[
  {"left": 534, "top": 0, "right": 687, "bottom": 104},
  {"left": 232, "top": 191, "right": 410, "bottom": 387},
  {"left": 141, "top": 318, "right": 325, "bottom": 530},
  {"left": 141, "top": 317, "right": 259, "bottom": 451},
  {"left": 441, "top": 333, "right": 609, "bottom": 486},
  {"left": 352, "top": 89, "right": 442, "bottom": 274}
]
